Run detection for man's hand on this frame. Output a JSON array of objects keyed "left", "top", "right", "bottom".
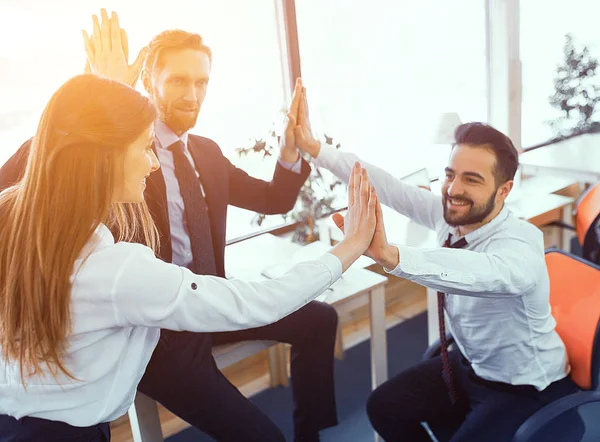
[
  {"left": 332, "top": 191, "right": 400, "bottom": 269},
  {"left": 328, "top": 163, "right": 378, "bottom": 272},
  {"left": 279, "top": 78, "right": 302, "bottom": 163},
  {"left": 82, "top": 9, "right": 147, "bottom": 87},
  {"left": 333, "top": 163, "right": 377, "bottom": 251},
  {"left": 294, "top": 81, "right": 321, "bottom": 158}
]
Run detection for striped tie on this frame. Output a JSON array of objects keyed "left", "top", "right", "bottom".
[{"left": 168, "top": 140, "right": 217, "bottom": 276}]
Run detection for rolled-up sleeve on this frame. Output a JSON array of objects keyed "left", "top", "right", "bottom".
[{"left": 109, "top": 243, "right": 342, "bottom": 331}]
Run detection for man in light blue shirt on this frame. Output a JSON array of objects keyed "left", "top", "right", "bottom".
[{"left": 294, "top": 90, "right": 578, "bottom": 441}]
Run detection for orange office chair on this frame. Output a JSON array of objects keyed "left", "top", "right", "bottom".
[
  {"left": 512, "top": 249, "right": 600, "bottom": 441},
  {"left": 422, "top": 249, "right": 600, "bottom": 441},
  {"left": 552, "top": 182, "right": 600, "bottom": 265}
]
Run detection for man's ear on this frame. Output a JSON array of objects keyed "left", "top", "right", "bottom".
[
  {"left": 142, "top": 70, "right": 153, "bottom": 95},
  {"left": 498, "top": 180, "right": 514, "bottom": 200}
]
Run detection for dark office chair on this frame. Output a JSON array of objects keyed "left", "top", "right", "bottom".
[
  {"left": 551, "top": 182, "right": 600, "bottom": 265},
  {"left": 423, "top": 249, "right": 600, "bottom": 442}
]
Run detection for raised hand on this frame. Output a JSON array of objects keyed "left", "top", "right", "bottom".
[
  {"left": 334, "top": 182, "right": 398, "bottom": 269},
  {"left": 326, "top": 163, "right": 379, "bottom": 272},
  {"left": 369, "top": 195, "right": 391, "bottom": 260},
  {"left": 333, "top": 163, "right": 377, "bottom": 251},
  {"left": 279, "top": 78, "right": 302, "bottom": 163},
  {"left": 82, "top": 9, "right": 147, "bottom": 87},
  {"left": 83, "top": 20, "right": 129, "bottom": 74},
  {"left": 294, "top": 81, "right": 321, "bottom": 158}
]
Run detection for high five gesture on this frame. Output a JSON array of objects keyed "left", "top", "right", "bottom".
[{"left": 82, "top": 9, "right": 147, "bottom": 87}]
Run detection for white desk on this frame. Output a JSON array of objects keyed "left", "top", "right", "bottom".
[
  {"left": 509, "top": 193, "right": 573, "bottom": 227},
  {"left": 226, "top": 235, "right": 389, "bottom": 442},
  {"left": 519, "top": 134, "right": 600, "bottom": 184},
  {"left": 517, "top": 174, "right": 581, "bottom": 196},
  {"left": 225, "top": 234, "right": 389, "bottom": 391}
]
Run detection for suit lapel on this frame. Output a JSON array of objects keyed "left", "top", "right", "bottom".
[
  {"left": 145, "top": 141, "right": 168, "bottom": 212},
  {"left": 145, "top": 141, "right": 172, "bottom": 260},
  {"left": 187, "top": 136, "right": 216, "bottom": 207}
]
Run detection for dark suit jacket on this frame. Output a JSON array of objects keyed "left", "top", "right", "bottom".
[{"left": 0, "top": 135, "right": 311, "bottom": 277}]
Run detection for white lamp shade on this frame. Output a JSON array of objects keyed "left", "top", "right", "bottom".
[{"left": 432, "top": 112, "right": 462, "bottom": 144}]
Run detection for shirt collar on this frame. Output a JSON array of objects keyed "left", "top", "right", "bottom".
[
  {"left": 449, "top": 204, "right": 511, "bottom": 244},
  {"left": 95, "top": 223, "right": 115, "bottom": 246},
  {"left": 75, "top": 223, "right": 114, "bottom": 267},
  {"left": 155, "top": 120, "right": 189, "bottom": 150}
]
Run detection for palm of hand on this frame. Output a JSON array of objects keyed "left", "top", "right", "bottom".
[
  {"left": 93, "top": 51, "right": 130, "bottom": 84},
  {"left": 338, "top": 195, "right": 388, "bottom": 262},
  {"left": 83, "top": 10, "right": 146, "bottom": 87}
]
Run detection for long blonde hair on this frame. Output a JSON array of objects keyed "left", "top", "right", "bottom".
[{"left": 0, "top": 74, "right": 159, "bottom": 383}]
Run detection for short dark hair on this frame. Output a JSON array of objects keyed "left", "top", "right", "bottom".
[
  {"left": 453, "top": 122, "right": 519, "bottom": 185},
  {"left": 144, "top": 30, "right": 212, "bottom": 74}
]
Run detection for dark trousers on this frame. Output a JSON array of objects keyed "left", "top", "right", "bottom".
[
  {"left": 366, "top": 350, "right": 579, "bottom": 442},
  {"left": 0, "top": 415, "right": 110, "bottom": 442},
  {"left": 138, "top": 300, "right": 338, "bottom": 442}
]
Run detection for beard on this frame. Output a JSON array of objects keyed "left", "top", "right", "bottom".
[
  {"left": 157, "top": 99, "right": 200, "bottom": 135},
  {"left": 442, "top": 190, "right": 497, "bottom": 227}
]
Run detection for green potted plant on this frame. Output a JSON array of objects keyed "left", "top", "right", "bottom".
[{"left": 547, "top": 33, "right": 600, "bottom": 139}]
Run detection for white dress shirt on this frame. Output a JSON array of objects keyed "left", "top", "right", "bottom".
[
  {"left": 154, "top": 121, "right": 302, "bottom": 267},
  {"left": 315, "top": 145, "right": 569, "bottom": 390},
  {"left": 0, "top": 224, "right": 342, "bottom": 425}
]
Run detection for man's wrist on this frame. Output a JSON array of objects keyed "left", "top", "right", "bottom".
[
  {"left": 311, "top": 140, "right": 321, "bottom": 158},
  {"left": 377, "top": 245, "right": 400, "bottom": 270},
  {"left": 279, "top": 147, "right": 300, "bottom": 163}
]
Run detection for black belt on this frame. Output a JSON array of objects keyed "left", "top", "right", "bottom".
[{"left": 460, "top": 353, "right": 539, "bottom": 395}]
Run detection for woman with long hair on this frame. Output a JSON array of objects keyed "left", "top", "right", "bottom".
[{"left": 0, "top": 74, "right": 379, "bottom": 441}]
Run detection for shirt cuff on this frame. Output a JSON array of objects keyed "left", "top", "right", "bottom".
[
  {"left": 313, "top": 143, "right": 338, "bottom": 168},
  {"left": 384, "top": 244, "right": 468, "bottom": 287},
  {"left": 383, "top": 244, "right": 422, "bottom": 278},
  {"left": 319, "top": 252, "right": 343, "bottom": 284},
  {"left": 277, "top": 156, "right": 303, "bottom": 174}
]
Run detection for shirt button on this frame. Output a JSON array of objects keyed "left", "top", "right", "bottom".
[{"left": 191, "top": 282, "right": 198, "bottom": 290}]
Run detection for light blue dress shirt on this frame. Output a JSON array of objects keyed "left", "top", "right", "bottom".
[{"left": 315, "top": 144, "right": 570, "bottom": 391}]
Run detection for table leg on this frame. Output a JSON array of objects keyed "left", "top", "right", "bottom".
[
  {"left": 128, "top": 392, "right": 164, "bottom": 442},
  {"left": 369, "top": 285, "right": 388, "bottom": 389},
  {"left": 369, "top": 285, "right": 388, "bottom": 442},
  {"left": 427, "top": 287, "right": 439, "bottom": 345},
  {"left": 267, "top": 344, "right": 289, "bottom": 388},
  {"left": 561, "top": 203, "right": 574, "bottom": 252}
]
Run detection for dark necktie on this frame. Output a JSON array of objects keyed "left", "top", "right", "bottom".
[
  {"left": 438, "top": 232, "right": 468, "bottom": 404},
  {"left": 168, "top": 140, "right": 217, "bottom": 276}
]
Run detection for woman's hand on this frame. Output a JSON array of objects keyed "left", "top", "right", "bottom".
[{"left": 329, "top": 163, "right": 378, "bottom": 271}]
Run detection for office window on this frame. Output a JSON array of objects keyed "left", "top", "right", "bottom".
[
  {"left": 295, "top": 0, "right": 487, "bottom": 179},
  {"left": 0, "top": 0, "right": 290, "bottom": 240},
  {"left": 521, "top": 0, "right": 600, "bottom": 148}
]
